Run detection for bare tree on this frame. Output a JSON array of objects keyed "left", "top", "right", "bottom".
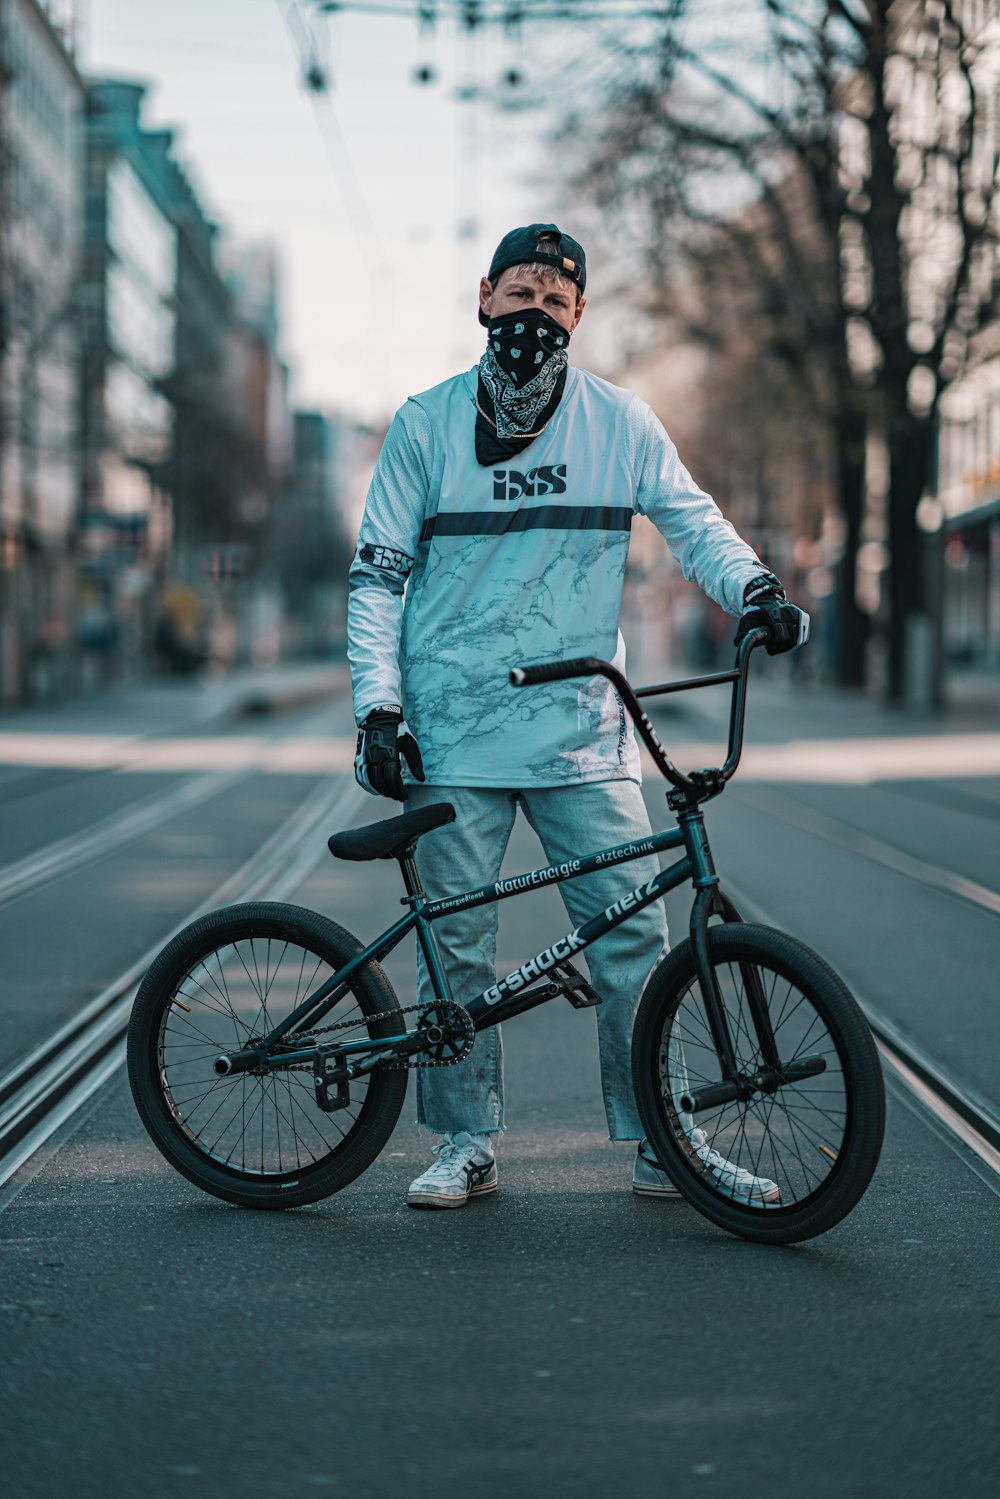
[
  {"left": 859, "top": 0, "right": 999, "bottom": 699},
  {"left": 567, "top": 0, "right": 999, "bottom": 699}
]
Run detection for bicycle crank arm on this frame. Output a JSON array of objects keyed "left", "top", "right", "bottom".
[
  {"left": 679, "top": 1053, "right": 828, "bottom": 1114},
  {"left": 312, "top": 1042, "right": 413, "bottom": 1110}
]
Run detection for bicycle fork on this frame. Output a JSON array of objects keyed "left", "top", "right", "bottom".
[{"left": 677, "top": 808, "right": 826, "bottom": 1114}]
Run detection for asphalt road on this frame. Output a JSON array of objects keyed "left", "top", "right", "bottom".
[{"left": 1, "top": 668, "right": 998, "bottom": 1498}]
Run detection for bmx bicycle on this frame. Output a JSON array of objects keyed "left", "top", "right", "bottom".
[{"left": 127, "top": 631, "right": 885, "bottom": 1245}]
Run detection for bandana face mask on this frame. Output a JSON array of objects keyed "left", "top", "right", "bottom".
[{"left": 479, "top": 308, "right": 570, "bottom": 439}]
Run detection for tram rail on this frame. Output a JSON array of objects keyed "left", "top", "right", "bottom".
[{"left": 0, "top": 774, "right": 362, "bottom": 1194}]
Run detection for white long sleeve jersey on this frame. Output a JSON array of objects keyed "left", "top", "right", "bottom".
[{"left": 348, "top": 364, "right": 767, "bottom": 788}]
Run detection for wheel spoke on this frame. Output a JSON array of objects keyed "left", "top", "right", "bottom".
[
  {"left": 652, "top": 935, "right": 867, "bottom": 1219},
  {"left": 149, "top": 922, "right": 398, "bottom": 1187}
]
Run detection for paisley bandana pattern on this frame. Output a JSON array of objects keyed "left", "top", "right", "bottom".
[{"left": 479, "top": 309, "right": 570, "bottom": 438}]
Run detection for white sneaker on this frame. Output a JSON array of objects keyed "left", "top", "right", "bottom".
[
  {"left": 407, "top": 1132, "right": 497, "bottom": 1210},
  {"left": 632, "top": 1140, "right": 682, "bottom": 1197},
  {"left": 688, "top": 1127, "right": 781, "bottom": 1203}
]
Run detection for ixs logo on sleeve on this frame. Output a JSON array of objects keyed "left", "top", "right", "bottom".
[
  {"left": 493, "top": 464, "right": 567, "bottom": 502},
  {"left": 358, "top": 542, "right": 413, "bottom": 575}
]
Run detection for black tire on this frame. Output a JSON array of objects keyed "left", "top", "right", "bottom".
[
  {"left": 632, "top": 923, "right": 885, "bottom": 1245},
  {"left": 127, "top": 902, "right": 408, "bottom": 1209}
]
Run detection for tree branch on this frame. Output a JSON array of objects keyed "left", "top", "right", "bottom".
[
  {"left": 929, "top": 0, "right": 1000, "bottom": 392},
  {"left": 825, "top": 0, "right": 873, "bottom": 41}
]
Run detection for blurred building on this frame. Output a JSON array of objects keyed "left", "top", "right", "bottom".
[
  {"left": 935, "top": 331, "right": 1000, "bottom": 672},
  {"left": 0, "top": 0, "right": 84, "bottom": 703},
  {"left": 79, "top": 86, "right": 295, "bottom": 681},
  {"left": 138, "top": 128, "right": 253, "bottom": 675},
  {"left": 78, "top": 78, "right": 176, "bottom": 682},
  {"left": 190, "top": 237, "right": 293, "bottom": 669},
  {"left": 272, "top": 408, "right": 358, "bottom": 657},
  {"left": 219, "top": 238, "right": 293, "bottom": 528},
  {"left": 143, "top": 129, "right": 234, "bottom": 553},
  {"left": 0, "top": 26, "right": 297, "bottom": 703}
]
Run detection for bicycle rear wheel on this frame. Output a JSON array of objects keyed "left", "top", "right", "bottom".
[
  {"left": 632, "top": 923, "right": 885, "bottom": 1244},
  {"left": 127, "top": 902, "right": 408, "bottom": 1209}
]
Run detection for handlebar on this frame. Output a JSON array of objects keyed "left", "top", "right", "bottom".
[{"left": 510, "top": 629, "right": 770, "bottom": 800}]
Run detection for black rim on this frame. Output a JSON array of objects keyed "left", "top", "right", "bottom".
[
  {"left": 656, "top": 958, "right": 851, "bottom": 1214},
  {"left": 155, "top": 933, "right": 380, "bottom": 1181}
]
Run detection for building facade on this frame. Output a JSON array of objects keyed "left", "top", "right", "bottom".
[
  {"left": 935, "top": 331, "right": 1000, "bottom": 671},
  {"left": 79, "top": 88, "right": 294, "bottom": 680},
  {"left": 0, "top": 0, "right": 84, "bottom": 702},
  {"left": 77, "top": 79, "right": 177, "bottom": 679}
]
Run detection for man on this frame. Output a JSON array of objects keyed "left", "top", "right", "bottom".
[{"left": 348, "top": 223, "right": 808, "bottom": 1210}]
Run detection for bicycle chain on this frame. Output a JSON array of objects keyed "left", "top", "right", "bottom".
[{"left": 274, "top": 998, "right": 475, "bottom": 1071}]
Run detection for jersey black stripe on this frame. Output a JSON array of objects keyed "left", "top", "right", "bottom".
[{"left": 419, "top": 505, "right": 633, "bottom": 543}]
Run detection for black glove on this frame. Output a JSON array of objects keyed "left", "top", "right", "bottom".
[
  {"left": 734, "top": 572, "right": 810, "bottom": 656},
  {"left": 354, "top": 705, "right": 425, "bottom": 802}
]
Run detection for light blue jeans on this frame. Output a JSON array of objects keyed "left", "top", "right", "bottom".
[{"left": 406, "top": 780, "right": 668, "bottom": 1141}]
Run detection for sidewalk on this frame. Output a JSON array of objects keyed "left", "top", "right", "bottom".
[
  {"left": 4, "top": 651, "right": 990, "bottom": 751},
  {"left": 0, "top": 660, "right": 350, "bottom": 739}
]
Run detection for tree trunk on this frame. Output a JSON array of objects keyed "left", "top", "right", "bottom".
[
  {"left": 833, "top": 388, "right": 869, "bottom": 687},
  {"left": 885, "top": 411, "right": 934, "bottom": 703}
]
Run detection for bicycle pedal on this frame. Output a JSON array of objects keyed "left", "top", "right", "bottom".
[
  {"left": 553, "top": 959, "right": 602, "bottom": 1009},
  {"left": 312, "top": 1047, "right": 351, "bottom": 1112}
]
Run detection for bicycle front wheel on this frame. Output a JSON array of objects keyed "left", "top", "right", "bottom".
[
  {"left": 128, "top": 903, "right": 408, "bottom": 1209},
  {"left": 632, "top": 923, "right": 885, "bottom": 1244}
]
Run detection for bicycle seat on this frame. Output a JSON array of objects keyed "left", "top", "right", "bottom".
[{"left": 327, "top": 802, "right": 456, "bottom": 863}]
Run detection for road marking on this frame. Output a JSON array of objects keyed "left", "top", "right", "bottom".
[
  {"left": 875, "top": 1037, "right": 1000, "bottom": 1181},
  {"left": 639, "top": 732, "right": 1000, "bottom": 783},
  {"left": 0, "top": 732, "right": 357, "bottom": 774},
  {"left": 737, "top": 785, "right": 1000, "bottom": 918},
  {"left": 7, "top": 728, "right": 997, "bottom": 780},
  {"left": 0, "top": 701, "right": 353, "bottom": 909},
  {"left": 0, "top": 772, "right": 236, "bottom": 909},
  {"left": 0, "top": 1043, "right": 126, "bottom": 1194}
]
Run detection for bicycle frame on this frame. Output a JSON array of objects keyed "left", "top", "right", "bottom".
[
  {"left": 221, "top": 632, "right": 776, "bottom": 1085},
  {"left": 234, "top": 798, "right": 749, "bottom": 1082}
]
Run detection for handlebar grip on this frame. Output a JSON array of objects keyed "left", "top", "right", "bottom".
[{"left": 510, "top": 657, "right": 607, "bottom": 688}]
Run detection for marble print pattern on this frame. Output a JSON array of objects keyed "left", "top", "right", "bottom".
[{"left": 400, "top": 525, "right": 640, "bottom": 787}]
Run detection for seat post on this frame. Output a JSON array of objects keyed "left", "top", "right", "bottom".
[{"left": 397, "top": 843, "right": 426, "bottom": 902}]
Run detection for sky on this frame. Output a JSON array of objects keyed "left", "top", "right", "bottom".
[{"left": 79, "top": 0, "right": 599, "bottom": 423}]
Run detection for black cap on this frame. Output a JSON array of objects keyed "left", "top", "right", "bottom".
[{"left": 479, "top": 223, "right": 587, "bottom": 325}]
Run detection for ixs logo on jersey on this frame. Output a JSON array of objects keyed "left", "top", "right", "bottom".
[
  {"left": 493, "top": 464, "right": 568, "bottom": 502},
  {"left": 482, "top": 932, "right": 585, "bottom": 1006}
]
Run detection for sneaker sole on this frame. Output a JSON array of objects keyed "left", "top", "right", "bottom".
[
  {"left": 703, "top": 1176, "right": 782, "bottom": 1204},
  {"left": 407, "top": 1179, "right": 498, "bottom": 1210},
  {"left": 634, "top": 1175, "right": 781, "bottom": 1202}
]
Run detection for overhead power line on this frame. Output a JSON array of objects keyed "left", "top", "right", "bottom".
[
  {"left": 276, "top": 0, "right": 385, "bottom": 269},
  {"left": 312, "top": 2, "right": 688, "bottom": 21}
]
